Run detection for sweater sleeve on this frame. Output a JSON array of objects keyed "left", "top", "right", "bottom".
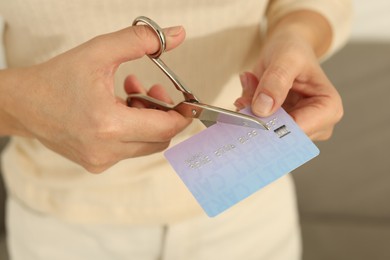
[{"left": 266, "top": 0, "right": 353, "bottom": 59}]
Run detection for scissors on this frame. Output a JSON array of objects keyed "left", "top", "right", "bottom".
[{"left": 128, "top": 16, "right": 269, "bottom": 130}]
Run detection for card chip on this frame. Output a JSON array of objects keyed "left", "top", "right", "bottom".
[{"left": 274, "top": 125, "right": 290, "bottom": 138}]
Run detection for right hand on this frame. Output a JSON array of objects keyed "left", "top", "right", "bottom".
[{"left": 0, "top": 24, "right": 191, "bottom": 173}]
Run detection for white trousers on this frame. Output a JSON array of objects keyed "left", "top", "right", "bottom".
[{"left": 6, "top": 177, "right": 301, "bottom": 260}]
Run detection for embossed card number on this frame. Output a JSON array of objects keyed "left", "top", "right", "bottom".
[
  {"left": 164, "top": 108, "right": 319, "bottom": 217},
  {"left": 185, "top": 129, "right": 258, "bottom": 169}
]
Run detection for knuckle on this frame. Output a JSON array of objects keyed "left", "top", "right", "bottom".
[
  {"left": 80, "top": 149, "right": 114, "bottom": 173},
  {"left": 84, "top": 165, "right": 106, "bottom": 174},
  {"left": 133, "top": 25, "right": 151, "bottom": 41},
  {"left": 332, "top": 94, "right": 344, "bottom": 124},
  {"left": 131, "top": 25, "right": 159, "bottom": 56},
  {"left": 319, "top": 129, "right": 334, "bottom": 141},
  {"left": 78, "top": 127, "right": 121, "bottom": 172},
  {"left": 310, "top": 127, "right": 334, "bottom": 141},
  {"left": 73, "top": 117, "right": 123, "bottom": 173},
  {"left": 132, "top": 25, "right": 155, "bottom": 47},
  {"left": 336, "top": 101, "right": 344, "bottom": 123}
]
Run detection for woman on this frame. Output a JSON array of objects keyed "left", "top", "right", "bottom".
[{"left": 0, "top": 1, "right": 352, "bottom": 259}]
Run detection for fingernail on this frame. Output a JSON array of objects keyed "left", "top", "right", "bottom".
[
  {"left": 165, "top": 26, "right": 183, "bottom": 37},
  {"left": 254, "top": 93, "right": 274, "bottom": 115},
  {"left": 239, "top": 73, "right": 248, "bottom": 89}
]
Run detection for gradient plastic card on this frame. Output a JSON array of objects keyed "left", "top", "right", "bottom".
[{"left": 164, "top": 108, "right": 319, "bottom": 217}]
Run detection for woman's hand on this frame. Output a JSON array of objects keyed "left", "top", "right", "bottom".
[
  {"left": 235, "top": 11, "right": 343, "bottom": 141},
  {"left": 0, "top": 24, "right": 191, "bottom": 173}
]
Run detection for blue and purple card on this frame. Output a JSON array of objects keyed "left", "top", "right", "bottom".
[{"left": 164, "top": 108, "right": 319, "bottom": 217}]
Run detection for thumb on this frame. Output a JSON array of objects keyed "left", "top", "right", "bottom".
[
  {"left": 90, "top": 24, "right": 186, "bottom": 65},
  {"left": 252, "top": 63, "right": 296, "bottom": 117}
]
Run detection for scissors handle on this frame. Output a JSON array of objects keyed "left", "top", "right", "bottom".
[
  {"left": 130, "top": 16, "right": 269, "bottom": 130},
  {"left": 132, "top": 16, "right": 198, "bottom": 102}
]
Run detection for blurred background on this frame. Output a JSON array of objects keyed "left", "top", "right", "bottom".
[
  {"left": 0, "top": 0, "right": 389, "bottom": 259},
  {"left": 294, "top": 0, "right": 390, "bottom": 259}
]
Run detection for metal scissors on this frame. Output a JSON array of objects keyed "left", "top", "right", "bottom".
[{"left": 128, "top": 16, "right": 269, "bottom": 130}]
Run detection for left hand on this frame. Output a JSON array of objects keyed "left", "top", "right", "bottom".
[{"left": 234, "top": 23, "right": 343, "bottom": 141}]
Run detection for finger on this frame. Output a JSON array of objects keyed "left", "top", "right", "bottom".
[
  {"left": 80, "top": 140, "right": 171, "bottom": 173},
  {"left": 91, "top": 24, "right": 186, "bottom": 65},
  {"left": 148, "top": 84, "right": 173, "bottom": 104},
  {"left": 124, "top": 75, "right": 147, "bottom": 95},
  {"left": 124, "top": 75, "right": 148, "bottom": 108},
  {"left": 252, "top": 61, "right": 299, "bottom": 117},
  {"left": 119, "top": 140, "right": 171, "bottom": 160},
  {"left": 281, "top": 90, "right": 302, "bottom": 113},
  {"left": 234, "top": 72, "right": 259, "bottom": 110},
  {"left": 117, "top": 106, "right": 191, "bottom": 142},
  {"left": 309, "top": 127, "right": 334, "bottom": 141},
  {"left": 288, "top": 95, "right": 342, "bottom": 140}
]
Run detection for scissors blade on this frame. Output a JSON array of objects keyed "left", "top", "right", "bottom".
[
  {"left": 127, "top": 94, "right": 269, "bottom": 130},
  {"left": 175, "top": 102, "right": 269, "bottom": 130}
]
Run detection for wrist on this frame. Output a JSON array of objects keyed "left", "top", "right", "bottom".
[{"left": 266, "top": 10, "right": 332, "bottom": 58}]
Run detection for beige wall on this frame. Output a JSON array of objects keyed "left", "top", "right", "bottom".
[{"left": 351, "top": 0, "right": 390, "bottom": 41}]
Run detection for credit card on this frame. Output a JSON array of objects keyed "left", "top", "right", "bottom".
[{"left": 164, "top": 108, "right": 319, "bottom": 217}]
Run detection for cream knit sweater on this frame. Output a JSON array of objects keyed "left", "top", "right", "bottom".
[{"left": 0, "top": 0, "right": 352, "bottom": 224}]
